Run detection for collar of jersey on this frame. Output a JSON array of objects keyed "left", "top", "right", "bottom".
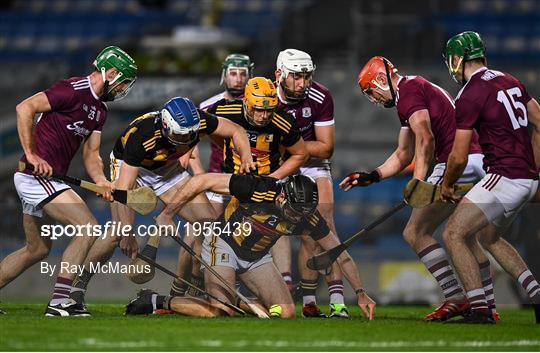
[{"left": 86, "top": 76, "right": 100, "bottom": 100}]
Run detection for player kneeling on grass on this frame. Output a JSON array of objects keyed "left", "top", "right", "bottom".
[
  {"left": 126, "top": 173, "right": 375, "bottom": 319},
  {"left": 68, "top": 97, "right": 255, "bottom": 314}
]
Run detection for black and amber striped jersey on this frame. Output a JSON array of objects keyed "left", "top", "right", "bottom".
[
  {"left": 215, "top": 174, "right": 329, "bottom": 262},
  {"left": 112, "top": 109, "right": 218, "bottom": 170},
  {"left": 207, "top": 99, "right": 301, "bottom": 175}
]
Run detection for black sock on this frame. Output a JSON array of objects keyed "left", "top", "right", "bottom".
[{"left": 156, "top": 295, "right": 171, "bottom": 310}]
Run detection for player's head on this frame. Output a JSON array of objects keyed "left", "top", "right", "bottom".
[
  {"left": 93, "top": 46, "right": 138, "bottom": 102},
  {"left": 243, "top": 77, "right": 278, "bottom": 127},
  {"left": 161, "top": 97, "right": 200, "bottom": 146},
  {"left": 275, "top": 49, "right": 315, "bottom": 102},
  {"left": 276, "top": 175, "right": 318, "bottom": 223},
  {"left": 221, "top": 53, "right": 254, "bottom": 98},
  {"left": 444, "top": 31, "right": 486, "bottom": 85},
  {"left": 357, "top": 56, "right": 398, "bottom": 108}
]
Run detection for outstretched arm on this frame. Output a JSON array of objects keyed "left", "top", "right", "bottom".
[
  {"left": 212, "top": 118, "right": 256, "bottom": 173},
  {"left": 269, "top": 138, "right": 309, "bottom": 180},
  {"left": 157, "top": 173, "right": 233, "bottom": 222},
  {"left": 340, "top": 127, "right": 414, "bottom": 191},
  {"left": 316, "top": 231, "right": 376, "bottom": 320}
]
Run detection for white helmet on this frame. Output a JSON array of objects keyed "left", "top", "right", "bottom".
[
  {"left": 276, "top": 49, "right": 316, "bottom": 101},
  {"left": 276, "top": 49, "right": 315, "bottom": 78}
]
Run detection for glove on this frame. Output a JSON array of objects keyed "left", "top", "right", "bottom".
[{"left": 339, "top": 170, "right": 381, "bottom": 191}]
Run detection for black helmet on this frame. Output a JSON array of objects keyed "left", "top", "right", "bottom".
[{"left": 279, "top": 175, "right": 318, "bottom": 222}]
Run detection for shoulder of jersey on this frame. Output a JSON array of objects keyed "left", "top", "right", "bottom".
[
  {"left": 272, "top": 108, "right": 295, "bottom": 133},
  {"left": 307, "top": 81, "right": 331, "bottom": 104},
  {"left": 199, "top": 92, "right": 226, "bottom": 110},
  {"left": 213, "top": 99, "right": 243, "bottom": 117}
]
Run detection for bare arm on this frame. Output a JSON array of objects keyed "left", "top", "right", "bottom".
[
  {"left": 305, "top": 125, "right": 334, "bottom": 159},
  {"left": 408, "top": 109, "right": 435, "bottom": 180},
  {"left": 269, "top": 138, "right": 309, "bottom": 180},
  {"left": 188, "top": 146, "right": 206, "bottom": 175},
  {"left": 82, "top": 132, "right": 107, "bottom": 184},
  {"left": 114, "top": 163, "right": 139, "bottom": 225},
  {"left": 316, "top": 230, "right": 376, "bottom": 320},
  {"left": 441, "top": 129, "right": 472, "bottom": 202},
  {"left": 16, "top": 92, "right": 53, "bottom": 176},
  {"left": 159, "top": 173, "right": 233, "bottom": 220},
  {"left": 213, "top": 117, "right": 255, "bottom": 173},
  {"left": 376, "top": 127, "right": 416, "bottom": 179},
  {"left": 527, "top": 98, "right": 540, "bottom": 169},
  {"left": 82, "top": 131, "right": 114, "bottom": 201}
]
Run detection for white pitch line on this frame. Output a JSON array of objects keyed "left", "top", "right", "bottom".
[
  {"left": 4, "top": 338, "right": 540, "bottom": 350},
  {"left": 198, "top": 339, "right": 540, "bottom": 349}
]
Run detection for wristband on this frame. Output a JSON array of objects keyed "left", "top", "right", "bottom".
[
  {"left": 369, "top": 170, "right": 381, "bottom": 183},
  {"left": 355, "top": 288, "right": 366, "bottom": 295}
]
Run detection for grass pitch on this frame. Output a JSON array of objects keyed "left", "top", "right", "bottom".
[{"left": 0, "top": 303, "right": 539, "bottom": 351}]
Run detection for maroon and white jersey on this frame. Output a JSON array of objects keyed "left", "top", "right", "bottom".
[
  {"left": 396, "top": 75, "right": 482, "bottom": 163},
  {"left": 277, "top": 81, "right": 334, "bottom": 142},
  {"left": 199, "top": 91, "right": 227, "bottom": 173},
  {"left": 455, "top": 68, "right": 537, "bottom": 179},
  {"left": 20, "top": 76, "right": 107, "bottom": 174}
]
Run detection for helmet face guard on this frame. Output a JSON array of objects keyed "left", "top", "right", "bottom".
[
  {"left": 443, "top": 31, "right": 486, "bottom": 85},
  {"left": 94, "top": 46, "right": 138, "bottom": 101},
  {"left": 161, "top": 97, "right": 200, "bottom": 146},
  {"left": 276, "top": 49, "right": 315, "bottom": 102},
  {"left": 243, "top": 77, "right": 278, "bottom": 127},
  {"left": 278, "top": 174, "right": 318, "bottom": 223},
  {"left": 221, "top": 54, "right": 254, "bottom": 97},
  {"left": 357, "top": 56, "right": 397, "bottom": 108}
]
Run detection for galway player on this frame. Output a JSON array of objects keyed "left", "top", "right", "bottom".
[
  {"left": 341, "top": 55, "right": 499, "bottom": 321},
  {"left": 68, "top": 97, "right": 255, "bottom": 311},
  {"left": 0, "top": 46, "right": 137, "bottom": 316},
  {"left": 272, "top": 49, "right": 349, "bottom": 318},
  {"left": 440, "top": 31, "right": 540, "bottom": 324},
  {"left": 131, "top": 173, "right": 376, "bottom": 319}
]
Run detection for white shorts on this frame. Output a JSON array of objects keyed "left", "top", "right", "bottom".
[
  {"left": 427, "top": 153, "right": 485, "bottom": 185},
  {"left": 299, "top": 158, "right": 332, "bottom": 181},
  {"left": 110, "top": 153, "right": 189, "bottom": 196},
  {"left": 14, "top": 172, "right": 71, "bottom": 217},
  {"left": 201, "top": 235, "right": 273, "bottom": 274},
  {"left": 465, "top": 174, "right": 538, "bottom": 229}
]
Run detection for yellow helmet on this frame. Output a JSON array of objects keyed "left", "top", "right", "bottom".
[{"left": 243, "top": 77, "right": 278, "bottom": 127}]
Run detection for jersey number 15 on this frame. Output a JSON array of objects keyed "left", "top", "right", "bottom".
[{"left": 497, "top": 87, "right": 528, "bottom": 130}]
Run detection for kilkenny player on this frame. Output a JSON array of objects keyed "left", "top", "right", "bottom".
[
  {"left": 0, "top": 46, "right": 137, "bottom": 316},
  {"left": 271, "top": 49, "right": 349, "bottom": 318},
  {"left": 440, "top": 31, "right": 540, "bottom": 324},
  {"left": 166, "top": 77, "right": 307, "bottom": 299},
  {"left": 130, "top": 173, "right": 376, "bottom": 320},
  {"left": 68, "top": 97, "right": 255, "bottom": 313}
]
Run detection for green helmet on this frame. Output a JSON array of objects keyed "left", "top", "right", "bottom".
[
  {"left": 93, "top": 46, "right": 138, "bottom": 101},
  {"left": 220, "top": 53, "right": 254, "bottom": 96},
  {"left": 444, "top": 31, "right": 486, "bottom": 84}
]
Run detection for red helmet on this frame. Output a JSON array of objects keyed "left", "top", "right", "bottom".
[{"left": 357, "top": 56, "right": 398, "bottom": 107}]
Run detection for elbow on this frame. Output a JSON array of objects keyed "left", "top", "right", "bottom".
[{"left": 320, "top": 146, "right": 334, "bottom": 159}]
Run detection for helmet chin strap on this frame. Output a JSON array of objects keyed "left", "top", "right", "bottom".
[
  {"left": 383, "top": 59, "right": 396, "bottom": 108},
  {"left": 226, "top": 86, "right": 244, "bottom": 98},
  {"left": 99, "top": 68, "right": 116, "bottom": 102}
]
